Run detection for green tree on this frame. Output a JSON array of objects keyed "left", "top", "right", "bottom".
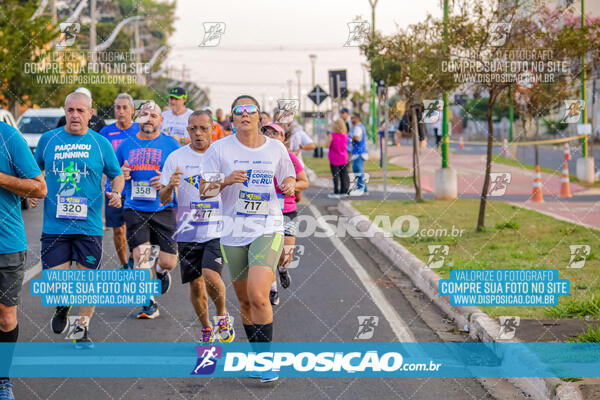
[
  {"left": 516, "top": 6, "right": 600, "bottom": 164},
  {"left": 450, "top": 0, "right": 598, "bottom": 231},
  {"left": 363, "top": 14, "right": 462, "bottom": 201},
  {"left": 12, "top": 0, "right": 177, "bottom": 111},
  {"left": 461, "top": 97, "right": 518, "bottom": 122},
  {"left": 0, "top": 0, "right": 58, "bottom": 116}
]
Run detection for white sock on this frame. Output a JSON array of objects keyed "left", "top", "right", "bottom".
[
  {"left": 150, "top": 295, "right": 155, "bottom": 303},
  {"left": 270, "top": 282, "right": 277, "bottom": 291},
  {"left": 156, "top": 265, "right": 165, "bottom": 274},
  {"left": 76, "top": 316, "right": 89, "bottom": 328}
]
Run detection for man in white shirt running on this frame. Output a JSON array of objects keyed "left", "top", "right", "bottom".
[{"left": 161, "top": 87, "right": 193, "bottom": 145}]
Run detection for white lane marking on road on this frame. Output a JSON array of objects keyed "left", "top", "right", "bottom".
[
  {"left": 22, "top": 261, "right": 42, "bottom": 286},
  {"left": 308, "top": 204, "right": 416, "bottom": 342}
]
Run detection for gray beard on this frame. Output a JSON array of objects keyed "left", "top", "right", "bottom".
[{"left": 141, "top": 125, "right": 156, "bottom": 134}]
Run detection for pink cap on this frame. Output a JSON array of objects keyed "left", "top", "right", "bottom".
[{"left": 262, "top": 123, "right": 285, "bottom": 135}]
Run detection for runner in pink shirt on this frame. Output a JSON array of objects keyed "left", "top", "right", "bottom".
[{"left": 261, "top": 123, "right": 309, "bottom": 305}]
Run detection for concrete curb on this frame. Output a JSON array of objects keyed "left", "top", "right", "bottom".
[{"left": 337, "top": 200, "right": 583, "bottom": 400}]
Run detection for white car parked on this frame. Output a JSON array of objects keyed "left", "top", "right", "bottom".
[{"left": 17, "top": 108, "right": 65, "bottom": 152}]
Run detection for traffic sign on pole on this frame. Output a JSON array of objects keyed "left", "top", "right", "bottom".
[
  {"left": 307, "top": 85, "right": 329, "bottom": 106},
  {"left": 328, "top": 70, "right": 348, "bottom": 99}
]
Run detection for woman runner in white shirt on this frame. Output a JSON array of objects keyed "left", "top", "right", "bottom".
[{"left": 200, "top": 95, "right": 295, "bottom": 383}]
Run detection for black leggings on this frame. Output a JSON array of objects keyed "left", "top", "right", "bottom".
[{"left": 330, "top": 163, "right": 350, "bottom": 194}]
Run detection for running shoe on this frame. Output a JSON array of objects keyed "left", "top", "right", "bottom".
[
  {"left": 278, "top": 266, "right": 291, "bottom": 289},
  {"left": 349, "top": 189, "right": 364, "bottom": 197},
  {"left": 73, "top": 326, "right": 94, "bottom": 349},
  {"left": 261, "top": 370, "right": 279, "bottom": 383},
  {"left": 327, "top": 193, "right": 341, "bottom": 199},
  {"left": 269, "top": 289, "right": 279, "bottom": 306},
  {"left": 201, "top": 326, "right": 214, "bottom": 344},
  {"left": 137, "top": 301, "right": 160, "bottom": 319},
  {"left": 50, "top": 306, "right": 71, "bottom": 334},
  {"left": 0, "top": 379, "right": 14, "bottom": 400},
  {"left": 214, "top": 313, "right": 235, "bottom": 343},
  {"left": 156, "top": 270, "right": 171, "bottom": 295}
]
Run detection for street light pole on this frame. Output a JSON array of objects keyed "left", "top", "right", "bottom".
[
  {"left": 509, "top": 87, "right": 514, "bottom": 143},
  {"left": 383, "top": 86, "right": 389, "bottom": 197},
  {"left": 90, "top": 0, "right": 96, "bottom": 64},
  {"left": 309, "top": 54, "right": 317, "bottom": 112},
  {"left": 434, "top": 0, "right": 458, "bottom": 199},
  {"left": 50, "top": 0, "right": 57, "bottom": 24},
  {"left": 361, "top": 63, "right": 368, "bottom": 97},
  {"left": 441, "top": 0, "right": 449, "bottom": 169},
  {"left": 581, "top": 0, "right": 588, "bottom": 158},
  {"left": 309, "top": 54, "right": 321, "bottom": 157},
  {"left": 368, "top": 0, "right": 378, "bottom": 144},
  {"left": 296, "top": 69, "right": 302, "bottom": 115}
]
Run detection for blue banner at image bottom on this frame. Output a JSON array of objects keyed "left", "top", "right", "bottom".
[{"left": 1, "top": 342, "right": 598, "bottom": 378}]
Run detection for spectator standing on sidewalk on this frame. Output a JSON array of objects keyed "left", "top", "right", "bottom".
[
  {"left": 349, "top": 113, "right": 369, "bottom": 196},
  {"left": 326, "top": 119, "right": 350, "bottom": 198}
]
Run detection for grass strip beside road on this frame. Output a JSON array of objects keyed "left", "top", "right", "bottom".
[{"left": 352, "top": 199, "right": 599, "bottom": 320}]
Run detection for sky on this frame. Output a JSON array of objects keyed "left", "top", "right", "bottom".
[{"left": 167, "top": 0, "right": 441, "bottom": 112}]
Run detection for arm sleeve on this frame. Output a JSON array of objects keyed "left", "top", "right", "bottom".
[
  {"left": 11, "top": 130, "right": 41, "bottom": 178},
  {"left": 275, "top": 142, "right": 296, "bottom": 183},
  {"left": 159, "top": 153, "right": 175, "bottom": 187},
  {"left": 101, "top": 138, "right": 123, "bottom": 179},
  {"left": 352, "top": 126, "right": 363, "bottom": 140}
]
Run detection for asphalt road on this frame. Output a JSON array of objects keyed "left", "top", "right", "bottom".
[{"left": 12, "top": 188, "right": 526, "bottom": 400}]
